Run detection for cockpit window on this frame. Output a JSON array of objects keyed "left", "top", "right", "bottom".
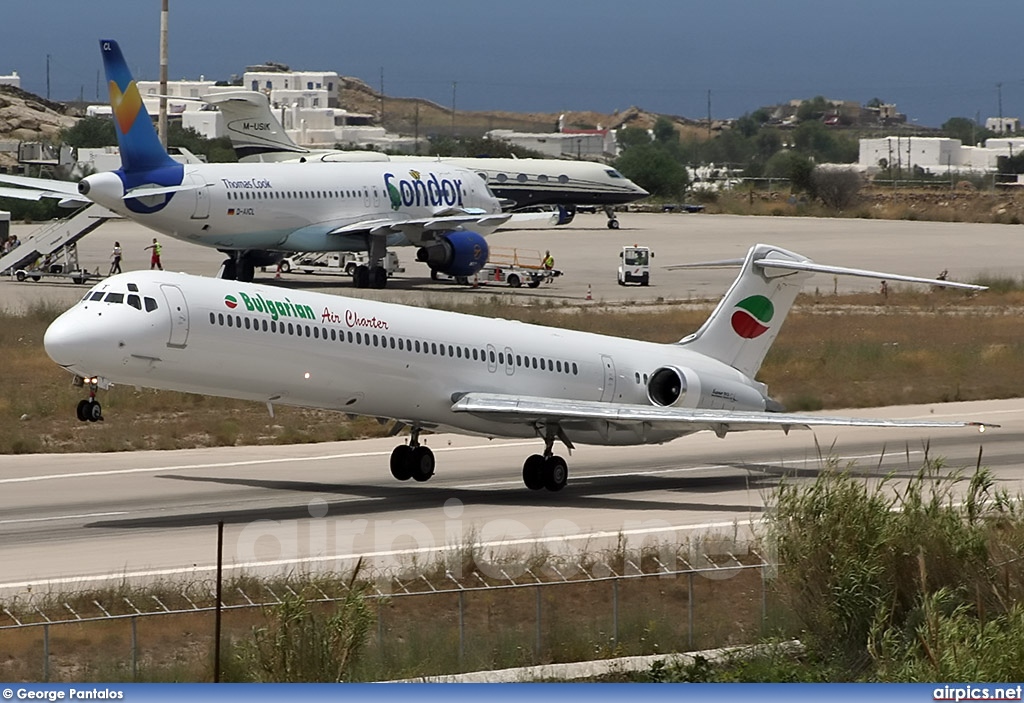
[
  {"left": 144, "top": 297, "right": 158, "bottom": 312},
  {"left": 605, "top": 169, "right": 624, "bottom": 178},
  {"left": 104, "top": 293, "right": 125, "bottom": 304},
  {"left": 128, "top": 283, "right": 139, "bottom": 292},
  {"left": 127, "top": 294, "right": 142, "bottom": 310},
  {"left": 89, "top": 291, "right": 104, "bottom": 301}
]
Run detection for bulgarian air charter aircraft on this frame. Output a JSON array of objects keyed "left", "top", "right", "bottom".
[
  {"left": 0, "top": 40, "right": 552, "bottom": 288},
  {"left": 44, "top": 243, "right": 994, "bottom": 492},
  {"left": 203, "top": 91, "right": 650, "bottom": 229}
]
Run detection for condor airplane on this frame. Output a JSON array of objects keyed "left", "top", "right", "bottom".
[
  {"left": 204, "top": 91, "right": 649, "bottom": 229},
  {"left": 0, "top": 40, "right": 552, "bottom": 288},
  {"left": 44, "top": 243, "right": 993, "bottom": 492}
]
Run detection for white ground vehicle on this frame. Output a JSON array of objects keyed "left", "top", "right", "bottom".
[
  {"left": 279, "top": 251, "right": 404, "bottom": 277},
  {"left": 617, "top": 245, "right": 653, "bottom": 286}
]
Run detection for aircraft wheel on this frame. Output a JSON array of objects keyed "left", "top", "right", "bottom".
[
  {"left": 370, "top": 266, "right": 388, "bottom": 289},
  {"left": 543, "top": 456, "right": 568, "bottom": 492},
  {"left": 410, "top": 446, "right": 435, "bottom": 482},
  {"left": 522, "top": 454, "right": 546, "bottom": 490},
  {"left": 239, "top": 258, "right": 256, "bottom": 283},
  {"left": 76, "top": 399, "right": 90, "bottom": 422},
  {"left": 220, "top": 258, "right": 237, "bottom": 280},
  {"left": 390, "top": 445, "right": 414, "bottom": 481},
  {"left": 86, "top": 399, "right": 103, "bottom": 423},
  {"left": 353, "top": 265, "right": 370, "bottom": 289},
  {"left": 607, "top": 219, "right": 620, "bottom": 230}
]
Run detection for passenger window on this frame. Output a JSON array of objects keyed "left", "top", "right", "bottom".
[
  {"left": 244, "top": 317, "right": 251, "bottom": 330},
  {"left": 572, "top": 363, "right": 577, "bottom": 375},
  {"left": 127, "top": 294, "right": 142, "bottom": 310},
  {"left": 415, "top": 340, "right": 421, "bottom": 353},
  {"left": 498, "top": 352, "right": 504, "bottom": 364},
  {"left": 313, "top": 327, "right": 320, "bottom": 339},
  {"left": 288, "top": 323, "right": 294, "bottom": 335},
  {"left": 262, "top": 320, "right": 268, "bottom": 332},
  {"left": 489, "top": 350, "right": 495, "bottom": 363},
  {"left": 539, "top": 358, "right": 545, "bottom": 370},
  {"left": 556, "top": 360, "right": 562, "bottom": 372},
  {"left": 209, "top": 312, "right": 215, "bottom": 324},
  {"left": 144, "top": 297, "right": 158, "bottom": 312},
  {"left": 472, "top": 349, "right": 478, "bottom": 361},
  {"left": 227, "top": 316, "right": 233, "bottom": 328},
  {"left": 431, "top": 343, "right": 437, "bottom": 355},
  {"left": 448, "top": 345, "right": 454, "bottom": 356}
]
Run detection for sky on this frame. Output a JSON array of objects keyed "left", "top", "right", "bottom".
[{"left": 2, "top": 1, "right": 1022, "bottom": 129}]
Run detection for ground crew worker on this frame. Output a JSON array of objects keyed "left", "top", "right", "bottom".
[
  {"left": 543, "top": 250, "right": 554, "bottom": 270},
  {"left": 109, "top": 241, "right": 122, "bottom": 275},
  {"left": 144, "top": 238, "right": 163, "bottom": 270}
]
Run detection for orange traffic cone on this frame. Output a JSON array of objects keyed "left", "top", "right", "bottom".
[{"left": 586, "top": 283, "right": 592, "bottom": 301}]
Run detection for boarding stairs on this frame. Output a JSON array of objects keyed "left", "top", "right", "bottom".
[{"left": 0, "top": 204, "right": 117, "bottom": 277}]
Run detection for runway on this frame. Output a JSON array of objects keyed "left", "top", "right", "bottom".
[
  {"left": 0, "top": 399, "right": 1019, "bottom": 594},
  {"left": 2, "top": 212, "right": 1022, "bottom": 593}
]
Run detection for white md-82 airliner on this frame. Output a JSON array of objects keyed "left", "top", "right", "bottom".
[
  {"left": 0, "top": 40, "right": 553, "bottom": 288},
  {"left": 44, "top": 242, "right": 993, "bottom": 492}
]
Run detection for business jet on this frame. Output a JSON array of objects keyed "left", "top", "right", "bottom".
[
  {"left": 204, "top": 91, "right": 649, "bottom": 229},
  {"left": 0, "top": 40, "right": 553, "bottom": 289},
  {"left": 43, "top": 242, "right": 993, "bottom": 492}
]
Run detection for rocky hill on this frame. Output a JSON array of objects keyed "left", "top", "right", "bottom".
[{"left": 0, "top": 85, "right": 78, "bottom": 169}]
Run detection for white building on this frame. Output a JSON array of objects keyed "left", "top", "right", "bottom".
[
  {"left": 985, "top": 117, "right": 1020, "bottom": 134},
  {"left": 858, "top": 135, "right": 1024, "bottom": 175},
  {"left": 0, "top": 72, "right": 20, "bottom": 89}
]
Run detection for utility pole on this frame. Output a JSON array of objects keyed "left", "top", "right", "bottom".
[
  {"left": 997, "top": 82, "right": 1003, "bottom": 130},
  {"left": 706, "top": 89, "right": 712, "bottom": 140},
  {"left": 379, "top": 67, "right": 384, "bottom": 125},
  {"left": 451, "top": 81, "right": 457, "bottom": 137},
  {"left": 158, "top": 0, "right": 169, "bottom": 149},
  {"left": 414, "top": 102, "right": 420, "bottom": 154}
]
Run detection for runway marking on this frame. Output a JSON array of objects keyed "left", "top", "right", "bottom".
[
  {"left": 0, "top": 440, "right": 540, "bottom": 485},
  {"left": 0, "top": 511, "right": 128, "bottom": 525},
  {"left": 0, "top": 518, "right": 757, "bottom": 591}
]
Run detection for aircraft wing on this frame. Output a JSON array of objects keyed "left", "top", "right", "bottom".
[
  {"left": 451, "top": 393, "right": 996, "bottom": 437},
  {"left": 326, "top": 211, "right": 559, "bottom": 246}
]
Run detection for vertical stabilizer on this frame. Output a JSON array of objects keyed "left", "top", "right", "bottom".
[
  {"left": 677, "top": 244, "right": 813, "bottom": 377},
  {"left": 99, "top": 39, "right": 179, "bottom": 175}
]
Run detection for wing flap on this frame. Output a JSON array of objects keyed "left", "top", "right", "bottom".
[{"left": 450, "top": 392, "right": 996, "bottom": 434}]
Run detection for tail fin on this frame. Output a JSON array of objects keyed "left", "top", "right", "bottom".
[
  {"left": 99, "top": 39, "right": 178, "bottom": 174},
  {"left": 677, "top": 244, "right": 812, "bottom": 377},
  {"left": 203, "top": 92, "right": 310, "bottom": 161},
  {"left": 675, "top": 243, "right": 985, "bottom": 378}
]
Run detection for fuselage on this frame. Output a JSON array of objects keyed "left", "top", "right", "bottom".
[
  {"left": 296, "top": 154, "right": 649, "bottom": 208},
  {"left": 79, "top": 161, "right": 502, "bottom": 253},
  {"left": 44, "top": 271, "right": 767, "bottom": 447}
]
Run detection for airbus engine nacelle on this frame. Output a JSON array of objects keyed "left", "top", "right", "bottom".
[
  {"left": 646, "top": 365, "right": 766, "bottom": 412},
  {"left": 416, "top": 230, "right": 489, "bottom": 278}
]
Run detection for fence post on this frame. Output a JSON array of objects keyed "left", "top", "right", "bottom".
[
  {"left": 458, "top": 590, "right": 465, "bottom": 669},
  {"left": 534, "top": 586, "right": 542, "bottom": 663},
  {"left": 42, "top": 623, "right": 49, "bottom": 682},
  {"left": 687, "top": 571, "right": 694, "bottom": 650},
  {"left": 131, "top": 616, "right": 138, "bottom": 680},
  {"left": 612, "top": 579, "right": 619, "bottom": 651}
]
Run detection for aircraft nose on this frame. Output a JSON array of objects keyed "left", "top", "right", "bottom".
[{"left": 44, "top": 312, "right": 83, "bottom": 368}]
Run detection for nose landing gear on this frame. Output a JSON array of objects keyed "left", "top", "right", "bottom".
[{"left": 74, "top": 377, "right": 103, "bottom": 422}]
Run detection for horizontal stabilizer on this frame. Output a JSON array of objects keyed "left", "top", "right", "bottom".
[
  {"left": 123, "top": 182, "right": 203, "bottom": 200},
  {"left": 751, "top": 256, "right": 986, "bottom": 291}
]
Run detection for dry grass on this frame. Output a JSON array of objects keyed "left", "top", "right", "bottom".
[{"left": 3, "top": 290, "right": 1022, "bottom": 454}]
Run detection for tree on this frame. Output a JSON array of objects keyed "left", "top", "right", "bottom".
[
  {"left": 60, "top": 116, "right": 116, "bottom": 148},
  {"left": 810, "top": 167, "right": 862, "bottom": 209},
  {"left": 615, "top": 126, "right": 653, "bottom": 150},
  {"left": 764, "top": 150, "right": 814, "bottom": 192},
  {"left": 653, "top": 116, "right": 677, "bottom": 144},
  {"left": 942, "top": 117, "right": 992, "bottom": 147},
  {"left": 613, "top": 142, "right": 689, "bottom": 199}
]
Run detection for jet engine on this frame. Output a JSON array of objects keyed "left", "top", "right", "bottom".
[
  {"left": 646, "top": 365, "right": 766, "bottom": 412},
  {"left": 416, "top": 231, "right": 489, "bottom": 278}
]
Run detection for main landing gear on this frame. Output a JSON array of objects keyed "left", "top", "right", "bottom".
[
  {"left": 389, "top": 427, "right": 435, "bottom": 482},
  {"left": 219, "top": 252, "right": 256, "bottom": 282},
  {"left": 74, "top": 377, "right": 103, "bottom": 422},
  {"left": 521, "top": 436, "right": 568, "bottom": 492},
  {"left": 351, "top": 265, "right": 388, "bottom": 289}
]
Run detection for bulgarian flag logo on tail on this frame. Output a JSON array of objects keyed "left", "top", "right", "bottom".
[
  {"left": 731, "top": 295, "right": 773, "bottom": 339},
  {"left": 225, "top": 295, "right": 238, "bottom": 309}
]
